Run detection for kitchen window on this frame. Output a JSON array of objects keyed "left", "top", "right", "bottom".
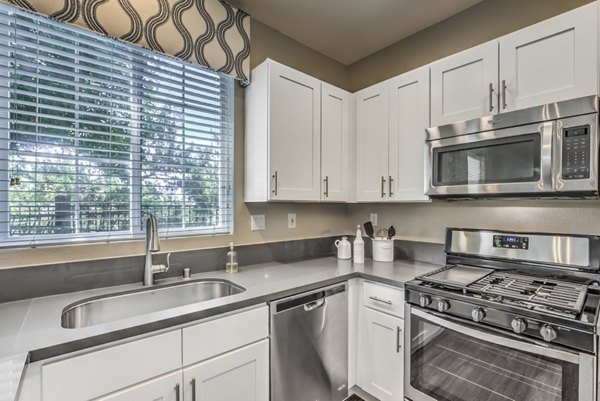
[{"left": 0, "top": 4, "right": 234, "bottom": 247}]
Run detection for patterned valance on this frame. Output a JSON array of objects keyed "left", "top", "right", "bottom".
[{"left": 2, "top": 0, "right": 251, "bottom": 84}]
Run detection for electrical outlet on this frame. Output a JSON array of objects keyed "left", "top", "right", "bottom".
[
  {"left": 370, "top": 213, "right": 378, "bottom": 227},
  {"left": 288, "top": 213, "right": 296, "bottom": 229},
  {"left": 250, "top": 215, "right": 265, "bottom": 231}
]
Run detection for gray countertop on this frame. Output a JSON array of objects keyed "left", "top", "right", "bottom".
[{"left": 0, "top": 256, "right": 440, "bottom": 401}]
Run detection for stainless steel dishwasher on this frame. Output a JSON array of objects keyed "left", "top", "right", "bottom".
[{"left": 270, "top": 283, "right": 348, "bottom": 401}]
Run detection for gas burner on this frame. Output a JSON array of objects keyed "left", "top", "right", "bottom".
[{"left": 468, "top": 271, "right": 588, "bottom": 318}]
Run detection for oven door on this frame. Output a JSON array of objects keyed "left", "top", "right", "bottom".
[
  {"left": 426, "top": 121, "right": 554, "bottom": 197},
  {"left": 405, "top": 306, "right": 596, "bottom": 401}
]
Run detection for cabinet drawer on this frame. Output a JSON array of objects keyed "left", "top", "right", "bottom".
[
  {"left": 182, "top": 305, "right": 268, "bottom": 366},
  {"left": 363, "top": 281, "right": 404, "bottom": 318},
  {"left": 42, "top": 330, "right": 181, "bottom": 401}
]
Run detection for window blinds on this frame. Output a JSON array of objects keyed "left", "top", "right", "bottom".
[{"left": 0, "top": 4, "right": 234, "bottom": 246}]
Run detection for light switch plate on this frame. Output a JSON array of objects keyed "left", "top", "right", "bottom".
[
  {"left": 251, "top": 215, "right": 265, "bottom": 231},
  {"left": 288, "top": 213, "right": 296, "bottom": 229},
  {"left": 370, "top": 213, "right": 378, "bottom": 227}
]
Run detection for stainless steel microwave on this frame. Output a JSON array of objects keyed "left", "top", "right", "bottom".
[{"left": 425, "top": 96, "right": 599, "bottom": 198}]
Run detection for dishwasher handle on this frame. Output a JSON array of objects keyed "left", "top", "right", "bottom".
[
  {"left": 304, "top": 298, "right": 326, "bottom": 312},
  {"left": 271, "top": 283, "right": 346, "bottom": 314}
]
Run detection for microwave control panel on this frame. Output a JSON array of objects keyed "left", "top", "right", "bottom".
[{"left": 562, "top": 125, "right": 590, "bottom": 180}]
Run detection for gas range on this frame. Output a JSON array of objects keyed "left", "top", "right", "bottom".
[{"left": 405, "top": 229, "right": 600, "bottom": 353}]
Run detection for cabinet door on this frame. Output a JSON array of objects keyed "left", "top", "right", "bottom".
[
  {"left": 96, "top": 371, "right": 182, "bottom": 401},
  {"left": 355, "top": 81, "right": 389, "bottom": 202},
  {"left": 361, "top": 308, "right": 403, "bottom": 401},
  {"left": 321, "top": 82, "right": 351, "bottom": 202},
  {"left": 183, "top": 340, "right": 269, "bottom": 401},
  {"left": 431, "top": 41, "right": 498, "bottom": 126},
  {"left": 269, "top": 62, "right": 321, "bottom": 201},
  {"left": 388, "top": 67, "right": 430, "bottom": 202},
  {"left": 499, "top": 2, "right": 598, "bottom": 112}
]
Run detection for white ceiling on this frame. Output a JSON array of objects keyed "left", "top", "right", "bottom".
[{"left": 228, "top": 0, "right": 483, "bottom": 65}]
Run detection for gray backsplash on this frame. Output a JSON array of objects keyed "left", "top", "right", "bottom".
[{"left": 0, "top": 237, "right": 445, "bottom": 303}]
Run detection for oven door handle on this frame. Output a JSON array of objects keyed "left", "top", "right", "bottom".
[{"left": 412, "top": 308, "right": 580, "bottom": 364}]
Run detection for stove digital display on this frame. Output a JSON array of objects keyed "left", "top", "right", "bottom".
[{"left": 493, "top": 235, "right": 529, "bottom": 250}]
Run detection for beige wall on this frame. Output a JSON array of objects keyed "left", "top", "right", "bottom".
[
  {"left": 349, "top": 201, "right": 600, "bottom": 245},
  {"left": 2, "top": 0, "right": 598, "bottom": 268},
  {"left": 0, "top": 18, "right": 351, "bottom": 269},
  {"left": 251, "top": 20, "right": 351, "bottom": 90},
  {"left": 348, "top": 0, "right": 594, "bottom": 92}
]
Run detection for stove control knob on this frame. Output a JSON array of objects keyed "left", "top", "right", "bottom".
[
  {"left": 540, "top": 325, "right": 558, "bottom": 342},
  {"left": 437, "top": 299, "right": 450, "bottom": 313},
  {"left": 471, "top": 308, "right": 485, "bottom": 322},
  {"left": 419, "top": 294, "right": 432, "bottom": 308},
  {"left": 511, "top": 318, "right": 528, "bottom": 334}
]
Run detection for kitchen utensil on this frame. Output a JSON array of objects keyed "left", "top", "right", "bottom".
[
  {"left": 363, "top": 222, "right": 374, "bottom": 239},
  {"left": 376, "top": 228, "right": 388, "bottom": 238},
  {"left": 334, "top": 236, "right": 352, "bottom": 259},
  {"left": 388, "top": 225, "right": 396, "bottom": 239}
]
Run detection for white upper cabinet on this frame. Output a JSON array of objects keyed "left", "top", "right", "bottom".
[
  {"left": 245, "top": 59, "right": 353, "bottom": 202},
  {"left": 430, "top": 41, "right": 499, "bottom": 127},
  {"left": 388, "top": 66, "right": 430, "bottom": 202},
  {"left": 321, "top": 82, "right": 352, "bottom": 202},
  {"left": 499, "top": 2, "right": 598, "bottom": 112},
  {"left": 355, "top": 81, "right": 390, "bottom": 202},
  {"left": 245, "top": 59, "right": 321, "bottom": 202},
  {"left": 431, "top": 2, "right": 598, "bottom": 127}
]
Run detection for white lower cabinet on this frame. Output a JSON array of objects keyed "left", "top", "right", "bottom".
[
  {"left": 356, "top": 281, "right": 405, "bottom": 401},
  {"left": 96, "top": 371, "right": 182, "bottom": 401},
  {"left": 361, "top": 307, "right": 404, "bottom": 401},
  {"left": 183, "top": 340, "right": 269, "bottom": 401},
  {"left": 21, "top": 306, "right": 269, "bottom": 401}
]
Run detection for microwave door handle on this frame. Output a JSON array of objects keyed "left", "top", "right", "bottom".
[
  {"left": 411, "top": 308, "right": 579, "bottom": 364},
  {"left": 539, "top": 121, "right": 555, "bottom": 192},
  {"left": 554, "top": 120, "right": 565, "bottom": 192}
]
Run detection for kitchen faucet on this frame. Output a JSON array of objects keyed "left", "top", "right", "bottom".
[{"left": 143, "top": 213, "right": 170, "bottom": 286}]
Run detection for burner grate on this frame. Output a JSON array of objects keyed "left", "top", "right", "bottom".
[{"left": 468, "top": 272, "right": 588, "bottom": 315}]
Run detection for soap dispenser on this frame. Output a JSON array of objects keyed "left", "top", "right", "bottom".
[{"left": 226, "top": 242, "right": 239, "bottom": 273}]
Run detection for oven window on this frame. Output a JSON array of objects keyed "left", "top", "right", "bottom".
[
  {"left": 410, "top": 314, "right": 579, "bottom": 401},
  {"left": 433, "top": 133, "right": 541, "bottom": 186}
]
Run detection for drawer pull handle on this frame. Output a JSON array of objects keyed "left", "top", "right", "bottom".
[
  {"left": 369, "top": 296, "right": 392, "bottom": 305},
  {"left": 191, "top": 379, "right": 196, "bottom": 401}
]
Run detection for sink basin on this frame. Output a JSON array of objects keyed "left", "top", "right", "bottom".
[{"left": 61, "top": 279, "right": 245, "bottom": 329}]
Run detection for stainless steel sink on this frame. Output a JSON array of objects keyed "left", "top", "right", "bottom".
[{"left": 61, "top": 279, "right": 245, "bottom": 329}]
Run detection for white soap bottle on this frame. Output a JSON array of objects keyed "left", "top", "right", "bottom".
[{"left": 353, "top": 225, "right": 365, "bottom": 264}]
